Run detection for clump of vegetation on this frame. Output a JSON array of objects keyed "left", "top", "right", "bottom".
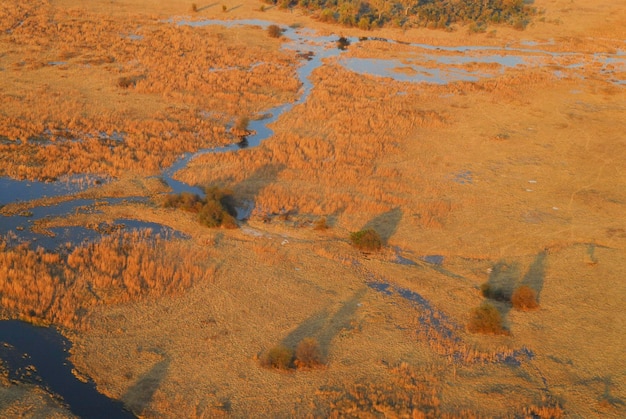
[
  {"left": 273, "top": 0, "right": 536, "bottom": 30},
  {"left": 0, "top": 230, "right": 212, "bottom": 329},
  {"left": 511, "top": 285, "right": 539, "bottom": 311},
  {"left": 191, "top": 3, "right": 198, "bottom": 12},
  {"left": 261, "top": 345, "right": 294, "bottom": 370},
  {"left": 479, "top": 282, "right": 510, "bottom": 302},
  {"left": 222, "top": 4, "right": 227, "bottom": 12},
  {"left": 267, "top": 24, "right": 282, "bottom": 38},
  {"left": 350, "top": 229, "right": 382, "bottom": 251},
  {"left": 313, "top": 217, "right": 329, "bottom": 230},
  {"left": 117, "top": 76, "right": 135, "bottom": 89},
  {"left": 467, "top": 302, "right": 505, "bottom": 334},
  {"left": 295, "top": 338, "right": 323, "bottom": 369},
  {"left": 235, "top": 115, "right": 250, "bottom": 133},
  {"left": 162, "top": 186, "right": 237, "bottom": 229}
]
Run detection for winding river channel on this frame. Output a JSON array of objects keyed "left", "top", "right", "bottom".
[{"left": 0, "top": 17, "right": 625, "bottom": 417}]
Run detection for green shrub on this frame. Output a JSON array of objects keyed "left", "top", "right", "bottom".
[
  {"left": 295, "top": 338, "right": 323, "bottom": 368},
  {"left": 350, "top": 229, "right": 382, "bottom": 251},
  {"left": 262, "top": 345, "right": 293, "bottom": 370},
  {"left": 467, "top": 302, "right": 504, "bottom": 334},
  {"left": 318, "top": 8, "right": 336, "bottom": 23},
  {"left": 511, "top": 285, "right": 539, "bottom": 311}
]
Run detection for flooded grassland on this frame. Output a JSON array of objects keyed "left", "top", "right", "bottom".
[{"left": 1, "top": 0, "right": 625, "bottom": 417}]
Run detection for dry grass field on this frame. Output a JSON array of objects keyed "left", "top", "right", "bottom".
[{"left": 1, "top": 0, "right": 625, "bottom": 417}]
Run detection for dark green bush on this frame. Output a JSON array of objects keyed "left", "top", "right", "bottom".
[{"left": 350, "top": 229, "right": 382, "bottom": 251}]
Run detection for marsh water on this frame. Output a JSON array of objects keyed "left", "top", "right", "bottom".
[{"left": 0, "top": 17, "right": 624, "bottom": 416}]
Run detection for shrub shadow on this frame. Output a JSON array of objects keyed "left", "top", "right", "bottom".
[
  {"left": 519, "top": 251, "right": 547, "bottom": 301},
  {"left": 197, "top": 3, "right": 219, "bottom": 11},
  {"left": 281, "top": 289, "right": 366, "bottom": 358},
  {"left": 122, "top": 358, "right": 170, "bottom": 416},
  {"left": 229, "top": 163, "right": 285, "bottom": 220},
  {"left": 362, "top": 207, "right": 402, "bottom": 244},
  {"left": 486, "top": 261, "right": 520, "bottom": 302}
]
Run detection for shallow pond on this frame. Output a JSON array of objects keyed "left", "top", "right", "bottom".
[{"left": 0, "top": 320, "right": 135, "bottom": 418}]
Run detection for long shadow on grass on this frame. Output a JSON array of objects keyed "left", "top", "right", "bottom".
[
  {"left": 484, "top": 261, "right": 521, "bottom": 322},
  {"left": 197, "top": 2, "right": 219, "bottom": 11},
  {"left": 519, "top": 251, "right": 547, "bottom": 301},
  {"left": 281, "top": 289, "right": 366, "bottom": 358},
  {"left": 362, "top": 207, "right": 402, "bottom": 244},
  {"left": 229, "top": 163, "right": 285, "bottom": 219},
  {"left": 122, "top": 358, "right": 170, "bottom": 416}
]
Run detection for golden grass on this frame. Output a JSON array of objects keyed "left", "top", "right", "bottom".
[
  {"left": 0, "top": 1, "right": 299, "bottom": 180},
  {"left": 0, "top": 230, "right": 214, "bottom": 329}
]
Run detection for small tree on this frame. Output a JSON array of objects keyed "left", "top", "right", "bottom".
[
  {"left": 467, "top": 302, "right": 504, "bottom": 334},
  {"left": 295, "top": 338, "right": 323, "bottom": 368},
  {"left": 511, "top": 285, "right": 539, "bottom": 311},
  {"left": 350, "top": 229, "right": 382, "bottom": 251}
]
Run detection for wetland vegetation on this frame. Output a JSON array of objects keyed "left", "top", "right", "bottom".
[{"left": 0, "top": 0, "right": 624, "bottom": 417}]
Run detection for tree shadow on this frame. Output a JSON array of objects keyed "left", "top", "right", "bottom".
[
  {"left": 362, "top": 207, "right": 402, "bottom": 244},
  {"left": 281, "top": 289, "right": 366, "bottom": 358},
  {"left": 280, "top": 310, "right": 329, "bottom": 350},
  {"left": 486, "top": 261, "right": 520, "bottom": 302},
  {"left": 197, "top": 2, "right": 219, "bottom": 11},
  {"left": 122, "top": 358, "right": 170, "bottom": 416},
  {"left": 484, "top": 261, "right": 521, "bottom": 325},
  {"left": 228, "top": 163, "right": 285, "bottom": 221},
  {"left": 519, "top": 251, "right": 547, "bottom": 301}
]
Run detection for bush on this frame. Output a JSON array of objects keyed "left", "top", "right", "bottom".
[
  {"left": 235, "top": 115, "right": 250, "bottom": 132},
  {"left": 479, "top": 282, "right": 510, "bottom": 302},
  {"left": 313, "top": 217, "right": 329, "bottom": 230},
  {"left": 262, "top": 345, "right": 293, "bottom": 370},
  {"left": 161, "top": 186, "right": 237, "bottom": 229},
  {"left": 511, "top": 286, "right": 539, "bottom": 311},
  {"left": 267, "top": 24, "right": 282, "bottom": 38},
  {"left": 117, "top": 76, "right": 135, "bottom": 89},
  {"left": 295, "top": 338, "right": 323, "bottom": 368},
  {"left": 467, "top": 302, "right": 504, "bottom": 334},
  {"left": 350, "top": 229, "right": 382, "bottom": 251}
]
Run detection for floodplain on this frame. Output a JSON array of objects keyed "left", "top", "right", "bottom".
[{"left": 1, "top": 0, "right": 625, "bottom": 417}]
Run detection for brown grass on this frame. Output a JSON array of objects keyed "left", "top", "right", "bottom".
[
  {"left": 0, "top": 230, "right": 213, "bottom": 329},
  {"left": 0, "top": 1, "right": 299, "bottom": 180}
]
